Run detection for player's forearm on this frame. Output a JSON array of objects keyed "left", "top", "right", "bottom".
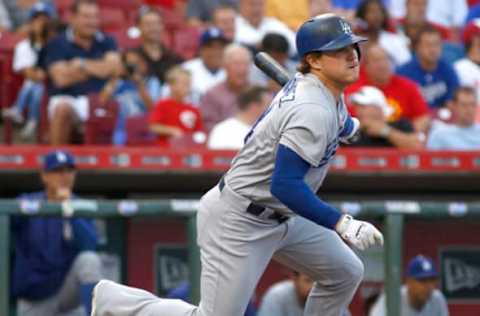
[{"left": 271, "top": 144, "right": 341, "bottom": 229}]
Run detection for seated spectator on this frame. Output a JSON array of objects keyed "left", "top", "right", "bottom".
[
  {"left": 349, "top": 86, "right": 424, "bottom": 148},
  {"left": 265, "top": 0, "right": 309, "bottom": 31},
  {"left": 44, "top": 0, "right": 121, "bottom": 145},
  {"left": 234, "top": 0, "right": 296, "bottom": 57},
  {"left": 166, "top": 280, "right": 257, "bottom": 316},
  {"left": 212, "top": 5, "right": 237, "bottom": 41},
  {"left": 2, "top": 2, "right": 56, "bottom": 140},
  {"left": 397, "top": 26, "right": 459, "bottom": 109},
  {"left": 345, "top": 44, "right": 431, "bottom": 133},
  {"left": 258, "top": 271, "right": 350, "bottom": 316},
  {"left": 250, "top": 33, "right": 296, "bottom": 93},
  {"left": 11, "top": 150, "right": 102, "bottom": 316},
  {"left": 2, "top": 0, "right": 56, "bottom": 34},
  {"left": 455, "top": 19, "right": 480, "bottom": 102},
  {"left": 355, "top": 0, "right": 411, "bottom": 67},
  {"left": 369, "top": 255, "right": 449, "bottom": 316},
  {"left": 427, "top": 86, "right": 480, "bottom": 150},
  {"left": 186, "top": 0, "right": 238, "bottom": 25},
  {"left": 182, "top": 27, "right": 229, "bottom": 103},
  {"left": 396, "top": 0, "right": 453, "bottom": 43},
  {"left": 99, "top": 49, "right": 161, "bottom": 145},
  {"left": 149, "top": 67, "right": 204, "bottom": 146},
  {"left": 0, "top": 1, "right": 12, "bottom": 32},
  {"left": 134, "top": 6, "right": 183, "bottom": 85},
  {"left": 208, "top": 85, "right": 271, "bottom": 149},
  {"left": 201, "top": 43, "right": 252, "bottom": 131}
]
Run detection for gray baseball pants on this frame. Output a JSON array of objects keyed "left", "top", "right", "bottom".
[
  {"left": 18, "top": 251, "right": 102, "bottom": 316},
  {"left": 92, "top": 183, "right": 364, "bottom": 316}
]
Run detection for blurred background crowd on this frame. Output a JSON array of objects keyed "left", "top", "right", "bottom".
[{"left": 0, "top": 0, "right": 479, "bottom": 151}]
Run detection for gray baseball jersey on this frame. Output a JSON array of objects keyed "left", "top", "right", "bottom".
[
  {"left": 369, "top": 286, "right": 449, "bottom": 316},
  {"left": 226, "top": 72, "right": 349, "bottom": 215}
]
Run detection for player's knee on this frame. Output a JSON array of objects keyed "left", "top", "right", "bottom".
[{"left": 343, "top": 256, "right": 364, "bottom": 286}]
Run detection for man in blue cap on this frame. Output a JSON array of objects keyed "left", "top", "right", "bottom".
[
  {"left": 369, "top": 255, "right": 449, "bottom": 316},
  {"left": 11, "top": 150, "right": 102, "bottom": 316}
]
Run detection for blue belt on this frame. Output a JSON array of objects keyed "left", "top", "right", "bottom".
[{"left": 219, "top": 177, "right": 289, "bottom": 224}]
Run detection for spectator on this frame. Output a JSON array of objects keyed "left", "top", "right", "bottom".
[
  {"left": 0, "top": 0, "right": 12, "bottom": 31},
  {"left": 3, "top": 0, "right": 55, "bottom": 34},
  {"left": 182, "top": 27, "right": 229, "bottom": 103},
  {"left": 186, "top": 0, "right": 238, "bottom": 25},
  {"left": 349, "top": 86, "right": 424, "bottom": 148},
  {"left": 200, "top": 43, "right": 252, "bottom": 131},
  {"left": 11, "top": 149, "right": 102, "bottom": 316},
  {"left": 99, "top": 49, "right": 161, "bottom": 145},
  {"left": 427, "top": 87, "right": 480, "bottom": 150},
  {"left": 455, "top": 19, "right": 480, "bottom": 102},
  {"left": 425, "top": 0, "right": 467, "bottom": 32},
  {"left": 258, "top": 271, "right": 351, "bottom": 316},
  {"left": 355, "top": 0, "right": 411, "bottom": 67},
  {"left": 397, "top": 26, "right": 459, "bottom": 109},
  {"left": 250, "top": 33, "right": 296, "bottom": 93},
  {"left": 149, "top": 67, "right": 204, "bottom": 146},
  {"left": 396, "top": 0, "right": 453, "bottom": 43},
  {"left": 265, "top": 0, "right": 309, "bottom": 31},
  {"left": 208, "top": 85, "right": 271, "bottom": 149},
  {"left": 44, "top": 0, "right": 120, "bottom": 145},
  {"left": 212, "top": 5, "right": 237, "bottom": 41},
  {"left": 166, "top": 281, "right": 257, "bottom": 316},
  {"left": 134, "top": 6, "right": 183, "bottom": 85},
  {"left": 369, "top": 255, "right": 449, "bottom": 316},
  {"left": 234, "top": 0, "right": 296, "bottom": 57},
  {"left": 2, "top": 2, "right": 56, "bottom": 140},
  {"left": 345, "top": 44, "right": 431, "bottom": 133}
]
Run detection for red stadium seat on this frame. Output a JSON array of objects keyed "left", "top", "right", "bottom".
[
  {"left": 85, "top": 94, "right": 119, "bottom": 144},
  {"left": 171, "top": 26, "right": 201, "bottom": 60},
  {"left": 109, "top": 28, "right": 142, "bottom": 49},
  {"left": 100, "top": 7, "right": 128, "bottom": 33},
  {"left": 125, "top": 115, "right": 155, "bottom": 146}
]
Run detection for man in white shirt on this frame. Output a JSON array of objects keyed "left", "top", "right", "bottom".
[
  {"left": 208, "top": 85, "right": 271, "bottom": 149},
  {"left": 234, "top": 0, "right": 296, "bottom": 57},
  {"left": 454, "top": 19, "right": 480, "bottom": 104},
  {"left": 183, "top": 27, "right": 229, "bottom": 103},
  {"left": 427, "top": 86, "right": 480, "bottom": 150},
  {"left": 369, "top": 255, "right": 449, "bottom": 316}
]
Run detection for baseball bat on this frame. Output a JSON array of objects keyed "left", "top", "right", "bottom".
[{"left": 254, "top": 52, "right": 291, "bottom": 87}]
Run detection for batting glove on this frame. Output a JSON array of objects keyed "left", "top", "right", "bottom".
[
  {"left": 340, "top": 117, "right": 360, "bottom": 144},
  {"left": 335, "top": 214, "right": 384, "bottom": 251}
]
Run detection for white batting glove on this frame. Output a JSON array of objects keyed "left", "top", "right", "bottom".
[
  {"left": 335, "top": 214, "right": 384, "bottom": 251},
  {"left": 340, "top": 117, "right": 361, "bottom": 144}
]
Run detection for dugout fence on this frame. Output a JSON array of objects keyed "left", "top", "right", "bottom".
[{"left": 1, "top": 199, "right": 480, "bottom": 316}]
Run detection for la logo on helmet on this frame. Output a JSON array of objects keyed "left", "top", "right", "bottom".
[{"left": 340, "top": 20, "right": 352, "bottom": 34}]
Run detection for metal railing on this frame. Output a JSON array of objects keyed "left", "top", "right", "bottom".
[{"left": 1, "top": 199, "right": 480, "bottom": 316}]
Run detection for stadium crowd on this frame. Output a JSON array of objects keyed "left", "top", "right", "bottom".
[{"left": 0, "top": 0, "right": 479, "bottom": 150}]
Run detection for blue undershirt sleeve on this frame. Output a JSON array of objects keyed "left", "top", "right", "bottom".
[{"left": 270, "top": 144, "right": 342, "bottom": 229}]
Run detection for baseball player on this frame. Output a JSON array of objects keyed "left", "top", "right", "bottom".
[{"left": 92, "top": 14, "right": 384, "bottom": 316}]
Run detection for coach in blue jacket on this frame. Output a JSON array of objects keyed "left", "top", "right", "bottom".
[{"left": 11, "top": 150, "right": 102, "bottom": 316}]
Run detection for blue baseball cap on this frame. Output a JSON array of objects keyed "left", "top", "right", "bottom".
[
  {"left": 28, "top": 2, "right": 56, "bottom": 20},
  {"left": 43, "top": 150, "right": 76, "bottom": 171},
  {"left": 199, "top": 27, "right": 228, "bottom": 46},
  {"left": 407, "top": 255, "right": 438, "bottom": 280}
]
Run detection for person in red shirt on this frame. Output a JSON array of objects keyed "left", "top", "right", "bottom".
[
  {"left": 149, "top": 66, "right": 204, "bottom": 146},
  {"left": 345, "top": 44, "right": 431, "bottom": 133}
]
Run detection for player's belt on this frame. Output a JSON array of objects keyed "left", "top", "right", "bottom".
[{"left": 218, "top": 177, "right": 289, "bottom": 224}]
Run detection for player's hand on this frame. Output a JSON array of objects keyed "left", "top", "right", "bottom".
[
  {"left": 340, "top": 117, "right": 360, "bottom": 144},
  {"left": 335, "top": 214, "right": 384, "bottom": 250}
]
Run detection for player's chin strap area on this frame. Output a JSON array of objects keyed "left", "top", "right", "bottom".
[{"left": 218, "top": 177, "right": 289, "bottom": 224}]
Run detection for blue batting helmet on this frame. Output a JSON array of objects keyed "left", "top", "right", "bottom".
[{"left": 296, "top": 14, "right": 367, "bottom": 57}]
